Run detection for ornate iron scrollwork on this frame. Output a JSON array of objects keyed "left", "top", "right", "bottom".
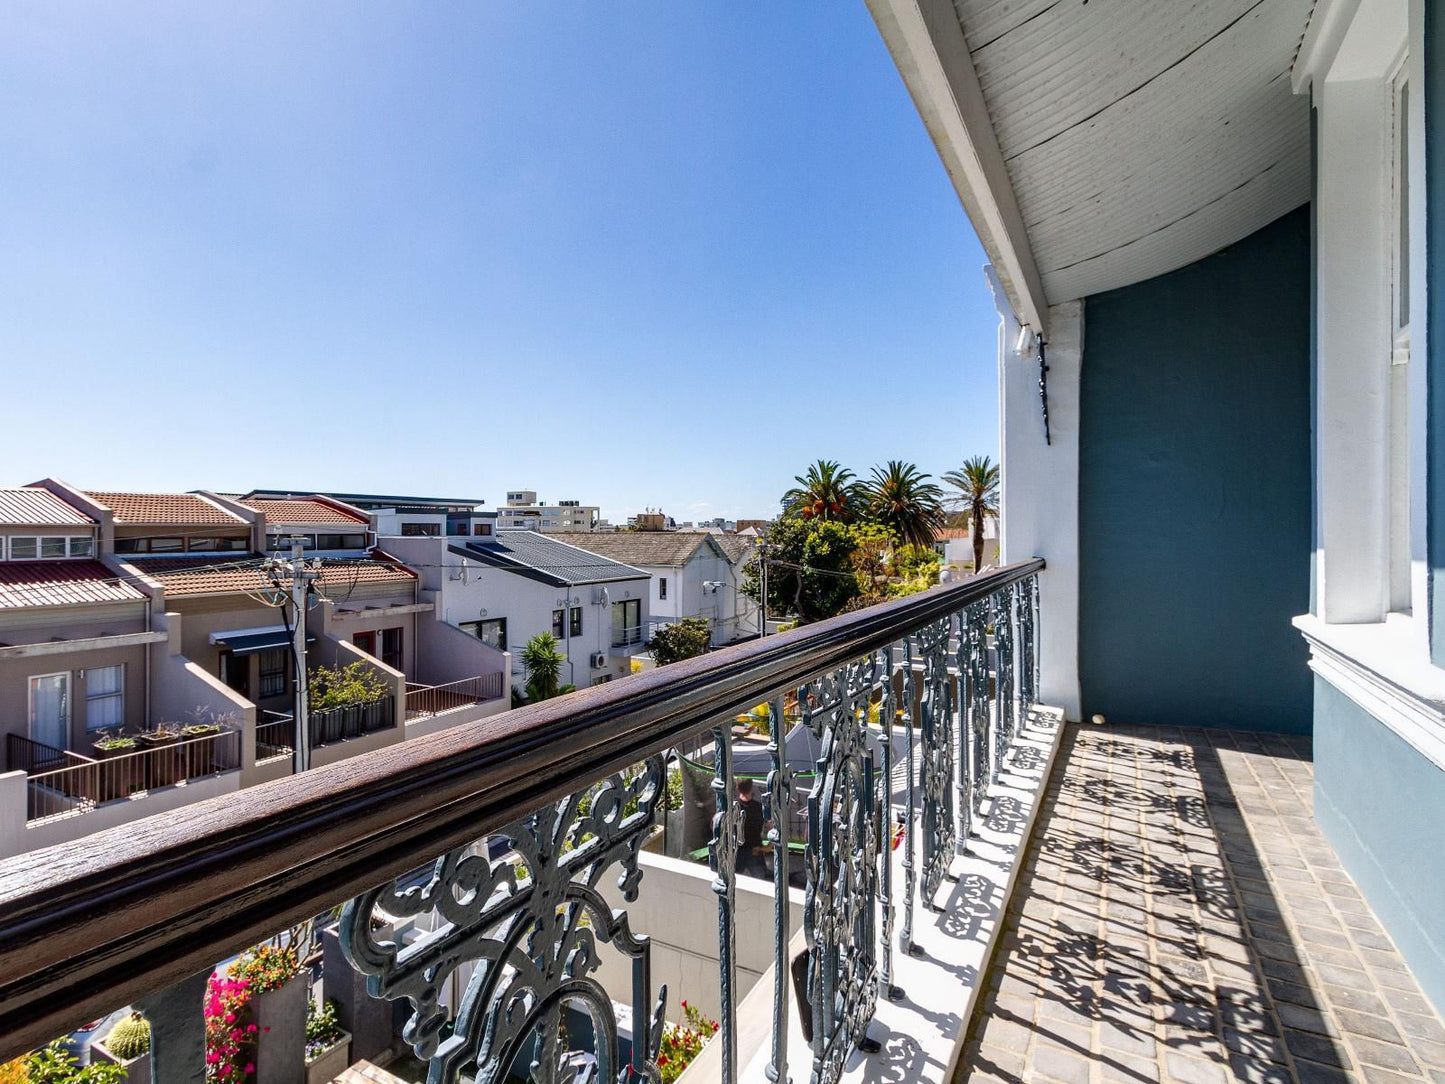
[
  {"left": 993, "top": 584, "right": 1016, "bottom": 777},
  {"left": 802, "top": 660, "right": 881, "bottom": 1084},
  {"left": 339, "top": 759, "right": 668, "bottom": 1084},
  {"left": 964, "top": 600, "right": 990, "bottom": 822},
  {"left": 1019, "top": 575, "right": 1039, "bottom": 713},
  {"left": 916, "top": 617, "right": 956, "bottom": 905}
]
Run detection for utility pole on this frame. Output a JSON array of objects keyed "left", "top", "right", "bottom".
[
  {"left": 278, "top": 537, "right": 321, "bottom": 774},
  {"left": 758, "top": 539, "right": 768, "bottom": 638}
]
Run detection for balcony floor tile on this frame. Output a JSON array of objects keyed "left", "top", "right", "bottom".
[{"left": 953, "top": 724, "right": 1445, "bottom": 1084}]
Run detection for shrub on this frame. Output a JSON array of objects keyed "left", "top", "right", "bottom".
[
  {"left": 657, "top": 1000, "right": 719, "bottom": 1083},
  {"left": 309, "top": 662, "right": 390, "bottom": 711},
  {"left": 305, "top": 999, "right": 344, "bottom": 1061},
  {"left": 204, "top": 974, "right": 259, "bottom": 1083},
  {"left": 24, "top": 1043, "right": 124, "bottom": 1084},
  {"left": 104, "top": 1014, "right": 150, "bottom": 1060},
  {"left": 646, "top": 618, "right": 711, "bottom": 666},
  {"left": 230, "top": 944, "right": 300, "bottom": 994}
]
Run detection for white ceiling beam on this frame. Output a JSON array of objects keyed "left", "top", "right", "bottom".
[{"left": 867, "top": 0, "right": 1050, "bottom": 336}]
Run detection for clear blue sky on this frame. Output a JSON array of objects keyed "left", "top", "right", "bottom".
[{"left": 0, "top": 3, "right": 998, "bottom": 523}]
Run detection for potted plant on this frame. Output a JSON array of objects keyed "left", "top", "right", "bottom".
[
  {"left": 307, "top": 664, "right": 393, "bottom": 747},
  {"left": 136, "top": 724, "right": 183, "bottom": 789},
  {"left": 92, "top": 1012, "right": 151, "bottom": 1084},
  {"left": 90, "top": 731, "right": 139, "bottom": 803},
  {"left": 181, "top": 708, "right": 230, "bottom": 778},
  {"left": 230, "top": 945, "right": 305, "bottom": 1084},
  {"left": 304, "top": 999, "right": 349, "bottom": 1084}
]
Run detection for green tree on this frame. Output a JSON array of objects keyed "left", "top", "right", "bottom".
[
  {"left": 742, "top": 518, "right": 860, "bottom": 623},
  {"left": 781, "top": 460, "right": 861, "bottom": 522},
  {"left": 521, "top": 632, "right": 575, "bottom": 703},
  {"left": 861, "top": 460, "right": 945, "bottom": 549},
  {"left": 942, "top": 455, "right": 1000, "bottom": 572},
  {"left": 646, "top": 617, "right": 712, "bottom": 665}
]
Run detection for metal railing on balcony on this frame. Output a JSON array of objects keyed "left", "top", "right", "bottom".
[
  {"left": 612, "top": 623, "right": 646, "bottom": 648},
  {"left": 9, "top": 729, "right": 242, "bottom": 823},
  {"left": 0, "top": 559, "right": 1043, "bottom": 1084},
  {"left": 255, "top": 711, "right": 296, "bottom": 762},
  {"left": 404, "top": 673, "right": 505, "bottom": 720}
]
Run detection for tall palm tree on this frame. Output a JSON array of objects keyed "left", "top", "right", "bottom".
[
  {"left": 782, "top": 459, "right": 861, "bottom": 522},
  {"left": 861, "top": 460, "right": 945, "bottom": 549},
  {"left": 942, "top": 455, "right": 1000, "bottom": 572}
]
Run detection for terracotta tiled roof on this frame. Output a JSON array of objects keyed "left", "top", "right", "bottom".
[
  {"left": 0, "top": 561, "right": 144, "bottom": 609},
  {"left": 131, "top": 555, "right": 415, "bottom": 598},
  {"left": 86, "top": 491, "right": 245, "bottom": 526},
  {"left": 0, "top": 488, "right": 95, "bottom": 527},
  {"left": 240, "top": 498, "right": 369, "bottom": 527},
  {"left": 935, "top": 528, "right": 973, "bottom": 540}
]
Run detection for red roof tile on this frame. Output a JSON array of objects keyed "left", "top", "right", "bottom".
[
  {"left": 0, "top": 561, "right": 144, "bottom": 609},
  {"left": 86, "top": 492, "right": 245, "bottom": 526},
  {"left": 0, "top": 489, "right": 94, "bottom": 527},
  {"left": 240, "top": 498, "right": 368, "bottom": 526},
  {"left": 132, "top": 556, "right": 415, "bottom": 598}
]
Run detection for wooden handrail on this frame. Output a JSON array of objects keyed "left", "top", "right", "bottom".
[{"left": 0, "top": 559, "right": 1044, "bottom": 1057}]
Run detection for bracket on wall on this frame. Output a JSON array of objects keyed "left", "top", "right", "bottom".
[{"left": 1037, "top": 337, "right": 1051, "bottom": 446}]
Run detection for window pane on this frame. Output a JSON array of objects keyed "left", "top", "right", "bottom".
[
  {"left": 570, "top": 607, "right": 583, "bottom": 636},
  {"left": 69, "top": 536, "right": 93, "bottom": 557},
  {"left": 148, "top": 538, "right": 184, "bottom": 553},
  {"left": 85, "top": 665, "right": 124, "bottom": 730},
  {"left": 40, "top": 537, "right": 66, "bottom": 558},
  {"left": 10, "top": 537, "right": 38, "bottom": 559},
  {"left": 112, "top": 538, "right": 141, "bottom": 554},
  {"left": 552, "top": 609, "right": 565, "bottom": 637}
]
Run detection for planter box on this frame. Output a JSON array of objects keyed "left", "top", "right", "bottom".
[
  {"left": 305, "top": 1031, "right": 351, "bottom": 1084},
  {"left": 322, "top": 926, "right": 394, "bottom": 1064},
  {"left": 91, "top": 1035, "right": 150, "bottom": 1084},
  {"left": 253, "top": 974, "right": 307, "bottom": 1084},
  {"left": 309, "top": 698, "right": 394, "bottom": 750},
  {"left": 91, "top": 743, "right": 140, "bottom": 803}
]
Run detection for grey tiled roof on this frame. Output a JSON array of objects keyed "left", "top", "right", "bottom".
[
  {"left": 541, "top": 531, "right": 716, "bottom": 568},
  {"left": 454, "top": 531, "right": 647, "bottom": 587}
]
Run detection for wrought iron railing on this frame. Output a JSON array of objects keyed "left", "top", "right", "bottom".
[
  {"left": 404, "top": 672, "right": 506, "bottom": 720},
  {"left": 0, "top": 559, "right": 1043, "bottom": 1084}
]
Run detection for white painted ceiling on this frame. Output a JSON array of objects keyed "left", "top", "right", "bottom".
[{"left": 952, "top": 0, "right": 1315, "bottom": 303}]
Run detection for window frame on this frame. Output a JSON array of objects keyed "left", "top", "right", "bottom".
[
  {"left": 570, "top": 606, "right": 583, "bottom": 637},
  {"left": 381, "top": 627, "right": 404, "bottom": 672},
  {"left": 258, "top": 649, "right": 289, "bottom": 699},
  {"left": 83, "top": 664, "right": 126, "bottom": 731}
]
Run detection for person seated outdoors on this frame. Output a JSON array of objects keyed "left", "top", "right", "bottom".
[{"left": 735, "top": 777, "right": 771, "bottom": 879}]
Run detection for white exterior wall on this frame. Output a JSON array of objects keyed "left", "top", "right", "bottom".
[
  {"left": 642, "top": 544, "right": 761, "bottom": 645},
  {"left": 995, "top": 267, "right": 1083, "bottom": 720},
  {"left": 384, "top": 537, "right": 648, "bottom": 686}
]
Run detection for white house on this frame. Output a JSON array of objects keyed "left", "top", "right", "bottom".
[
  {"left": 548, "top": 531, "right": 762, "bottom": 646},
  {"left": 384, "top": 531, "right": 651, "bottom": 688},
  {"left": 933, "top": 518, "right": 999, "bottom": 574}
]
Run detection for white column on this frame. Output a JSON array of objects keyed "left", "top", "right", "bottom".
[{"left": 993, "top": 267, "right": 1082, "bottom": 720}]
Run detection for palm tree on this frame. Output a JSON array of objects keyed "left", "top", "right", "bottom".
[
  {"left": 942, "top": 455, "right": 1000, "bottom": 572},
  {"left": 782, "top": 459, "right": 861, "bottom": 522},
  {"left": 861, "top": 460, "right": 945, "bottom": 549},
  {"left": 521, "top": 632, "right": 574, "bottom": 702}
]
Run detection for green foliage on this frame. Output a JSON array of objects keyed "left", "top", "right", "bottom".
[
  {"left": 104, "top": 1014, "right": 150, "bottom": 1060},
  {"left": 861, "top": 460, "right": 945, "bottom": 549},
  {"left": 25, "top": 1043, "right": 125, "bottom": 1084},
  {"left": 646, "top": 618, "right": 711, "bottom": 666},
  {"left": 781, "top": 460, "right": 861, "bottom": 522},
  {"left": 520, "top": 633, "right": 575, "bottom": 703},
  {"left": 743, "top": 517, "right": 860, "bottom": 624},
  {"left": 308, "top": 662, "right": 389, "bottom": 711},
  {"left": 943, "top": 455, "right": 1000, "bottom": 571},
  {"left": 305, "top": 999, "right": 345, "bottom": 1060},
  {"left": 91, "top": 732, "right": 136, "bottom": 751}
]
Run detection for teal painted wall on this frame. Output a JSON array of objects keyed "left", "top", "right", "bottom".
[
  {"left": 1314, "top": 676, "right": 1445, "bottom": 1013},
  {"left": 1079, "top": 208, "right": 1313, "bottom": 733},
  {"left": 1427, "top": 4, "right": 1445, "bottom": 664}
]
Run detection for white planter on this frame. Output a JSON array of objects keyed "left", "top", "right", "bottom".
[
  {"left": 305, "top": 1031, "right": 351, "bottom": 1084},
  {"left": 91, "top": 1035, "right": 150, "bottom": 1084}
]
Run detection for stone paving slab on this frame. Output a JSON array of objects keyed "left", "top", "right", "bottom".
[{"left": 954, "top": 724, "right": 1445, "bottom": 1084}]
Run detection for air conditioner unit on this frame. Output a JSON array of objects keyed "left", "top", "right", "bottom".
[{"left": 590, "top": 652, "right": 607, "bottom": 669}]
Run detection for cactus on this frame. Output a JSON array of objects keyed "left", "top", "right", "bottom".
[{"left": 105, "top": 1013, "right": 150, "bottom": 1060}]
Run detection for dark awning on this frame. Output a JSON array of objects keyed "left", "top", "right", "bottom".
[{"left": 213, "top": 629, "right": 313, "bottom": 656}]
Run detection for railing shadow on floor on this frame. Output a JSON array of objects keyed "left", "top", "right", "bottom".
[{"left": 953, "top": 723, "right": 1354, "bottom": 1083}]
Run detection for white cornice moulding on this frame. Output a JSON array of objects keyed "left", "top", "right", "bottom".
[{"left": 1295, "top": 614, "right": 1445, "bottom": 773}]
